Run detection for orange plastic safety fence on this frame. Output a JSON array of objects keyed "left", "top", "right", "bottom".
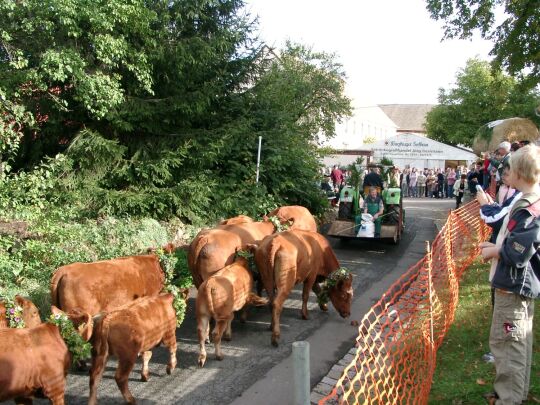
[{"left": 320, "top": 198, "right": 492, "bottom": 405}]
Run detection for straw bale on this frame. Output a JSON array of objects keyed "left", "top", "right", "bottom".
[{"left": 472, "top": 117, "right": 539, "bottom": 155}]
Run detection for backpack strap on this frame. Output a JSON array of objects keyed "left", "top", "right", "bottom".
[{"left": 507, "top": 195, "right": 540, "bottom": 232}]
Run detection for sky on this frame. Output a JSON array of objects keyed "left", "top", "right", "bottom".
[{"left": 244, "top": 0, "right": 494, "bottom": 106}]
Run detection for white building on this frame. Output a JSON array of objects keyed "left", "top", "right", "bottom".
[
  {"left": 371, "top": 133, "right": 478, "bottom": 169},
  {"left": 323, "top": 104, "right": 479, "bottom": 169}
]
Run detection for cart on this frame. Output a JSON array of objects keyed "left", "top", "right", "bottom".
[{"left": 325, "top": 169, "right": 405, "bottom": 244}]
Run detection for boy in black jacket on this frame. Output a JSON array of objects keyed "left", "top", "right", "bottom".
[{"left": 479, "top": 145, "right": 540, "bottom": 405}]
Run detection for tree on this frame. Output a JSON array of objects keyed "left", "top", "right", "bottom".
[
  {"left": 425, "top": 58, "right": 540, "bottom": 146},
  {"left": 425, "top": 0, "right": 540, "bottom": 87},
  {"left": 0, "top": 1, "right": 351, "bottom": 221}
]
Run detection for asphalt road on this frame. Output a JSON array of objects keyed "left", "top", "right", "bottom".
[{"left": 28, "top": 198, "right": 454, "bottom": 405}]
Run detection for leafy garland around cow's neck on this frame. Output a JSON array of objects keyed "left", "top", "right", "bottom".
[
  {"left": 48, "top": 313, "right": 92, "bottom": 364},
  {"left": 317, "top": 267, "right": 351, "bottom": 307},
  {"left": 158, "top": 251, "right": 188, "bottom": 327},
  {"left": 267, "top": 215, "right": 290, "bottom": 233},
  {"left": 3, "top": 298, "right": 26, "bottom": 328},
  {"left": 235, "top": 249, "right": 257, "bottom": 273}
]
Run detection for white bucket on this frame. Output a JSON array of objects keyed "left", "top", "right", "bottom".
[{"left": 357, "top": 214, "right": 375, "bottom": 237}]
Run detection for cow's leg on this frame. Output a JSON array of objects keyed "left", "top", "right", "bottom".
[
  {"left": 42, "top": 379, "right": 66, "bottom": 405},
  {"left": 89, "top": 353, "right": 108, "bottom": 405},
  {"left": 223, "top": 318, "right": 233, "bottom": 341},
  {"left": 163, "top": 322, "right": 178, "bottom": 374},
  {"left": 301, "top": 278, "right": 316, "bottom": 320},
  {"left": 240, "top": 306, "right": 248, "bottom": 323},
  {"left": 140, "top": 351, "right": 152, "bottom": 382},
  {"left": 115, "top": 357, "right": 137, "bottom": 405},
  {"left": 312, "top": 283, "right": 328, "bottom": 311},
  {"left": 49, "top": 395, "right": 65, "bottom": 405},
  {"left": 212, "top": 318, "right": 229, "bottom": 361},
  {"left": 271, "top": 293, "right": 286, "bottom": 347},
  {"left": 271, "top": 269, "right": 296, "bottom": 347},
  {"left": 197, "top": 315, "right": 210, "bottom": 367}
]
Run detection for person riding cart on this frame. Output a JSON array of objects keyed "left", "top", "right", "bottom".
[{"left": 359, "top": 187, "right": 384, "bottom": 237}]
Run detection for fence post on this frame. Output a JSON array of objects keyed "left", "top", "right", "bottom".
[
  {"left": 425, "top": 241, "right": 434, "bottom": 348},
  {"left": 293, "top": 340, "right": 310, "bottom": 405}
]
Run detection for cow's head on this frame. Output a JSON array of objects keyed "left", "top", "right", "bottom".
[
  {"left": 325, "top": 269, "right": 353, "bottom": 318},
  {"left": 15, "top": 295, "right": 42, "bottom": 328},
  {"left": 51, "top": 306, "right": 94, "bottom": 341}
]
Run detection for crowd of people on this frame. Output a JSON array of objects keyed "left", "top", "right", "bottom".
[{"left": 321, "top": 141, "right": 525, "bottom": 210}]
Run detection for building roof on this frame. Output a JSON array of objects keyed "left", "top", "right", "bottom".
[{"left": 378, "top": 104, "right": 436, "bottom": 133}]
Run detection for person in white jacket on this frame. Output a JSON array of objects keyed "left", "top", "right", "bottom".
[{"left": 453, "top": 173, "right": 470, "bottom": 208}]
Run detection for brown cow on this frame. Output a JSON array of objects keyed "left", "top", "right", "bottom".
[
  {"left": 51, "top": 255, "right": 164, "bottom": 315},
  {"left": 219, "top": 215, "right": 254, "bottom": 225},
  {"left": 0, "top": 295, "right": 41, "bottom": 328},
  {"left": 188, "top": 221, "right": 276, "bottom": 288},
  {"left": 196, "top": 257, "right": 267, "bottom": 367},
  {"left": 88, "top": 293, "right": 177, "bottom": 405},
  {"left": 0, "top": 310, "right": 92, "bottom": 405},
  {"left": 266, "top": 205, "right": 317, "bottom": 232},
  {"left": 250, "top": 229, "right": 353, "bottom": 346}
]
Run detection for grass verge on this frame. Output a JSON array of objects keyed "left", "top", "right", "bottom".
[{"left": 429, "top": 261, "right": 540, "bottom": 404}]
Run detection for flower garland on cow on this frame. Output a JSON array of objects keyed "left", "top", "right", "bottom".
[
  {"left": 3, "top": 297, "right": 26, "bottom": 328},
  {"left": 267, "top": 215, "right": 291, "bottom": 233},
  {"left": 235, "top": 249, "right": 256, "bottom": 272},
  {"left": 48, "top": 313, "right": 92, "bottom": 364},
  {"left": 157, "top": 248, "right": 193, "bottom": 327},
  {"left": 317, "top": 267, "right": 352, "bottom": 307}
]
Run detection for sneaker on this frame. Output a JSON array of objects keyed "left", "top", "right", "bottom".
[
  {"left": 482, "top": 352, "right": 495, "bottom": 363},
  {"left": 483, "top": 392, "right": 498, "bottom": 404}
]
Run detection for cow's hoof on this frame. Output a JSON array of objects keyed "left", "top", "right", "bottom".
[
  {"left": 140, "top": 374, "right": 149, "bottom": 382},
  {"left": 166, "top": 365, "right": 175, "bottom": 375},
  {"left": 205, "top": 337, "right": 210, "bottom": 344},
  {"left": 301, "top": 313, "right": 309, "bottom": 320},
  {"left": 216, "top": 354, "right": 224, "bottom": 361},
  {"left": 223, "top": 334, "right": 232, "bottom": 341},
  {"left": 319, "top": 303, "right": 328, "bottom": 311},
  {"left": 198, "top": 356, "right": 206, "bottom": 368},
  {"left": 271, "top": 338, "right": 279, "bottom": 347}
]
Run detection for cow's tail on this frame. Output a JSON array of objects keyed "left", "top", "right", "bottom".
[
  {"left": 204, "top": 278, "right": 216, "bottom": 316},
  {"left": 92, "top": 313, "right": 111, "bottom": 360},
  {"left": 50, "top": 267, "right": 67, "bottom": 308},
  {"left": 188, "top": 234, "right": 208, "bottom": 288},
  {"left": 246, "top": 292, "right": 268, "bottom": 307},
  {"left": 268, "top": 238, "right": 281, "bottom": 281}
]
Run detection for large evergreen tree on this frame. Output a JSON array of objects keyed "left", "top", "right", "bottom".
[{"left": 0, "top": 1, "right": 351, "bottom": 221}]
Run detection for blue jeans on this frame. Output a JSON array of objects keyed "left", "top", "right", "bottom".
[{"left": 447, "top": 184, "right": 454, "bottom": 198}]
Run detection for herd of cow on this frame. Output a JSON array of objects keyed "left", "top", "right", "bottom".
[{"left": 0, "top": 205, "right": 353, "bottom": 404}]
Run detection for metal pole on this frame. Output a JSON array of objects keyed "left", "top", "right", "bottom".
[
  {"left": 256, "top": 136, "right": 262, "bottom": 184},
  {"left": 293, "top": 341, "right": 310, "bottom": 405}
]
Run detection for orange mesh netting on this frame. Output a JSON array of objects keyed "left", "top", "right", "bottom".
[{"left": 320, "top": 193, "right": 493, "bottom": 405}]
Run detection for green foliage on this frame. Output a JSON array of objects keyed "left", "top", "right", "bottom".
[
  {"left": 347, "top": 157, "right": 365, "bottom": 190},
  {"left": 317, "top": 267, "right": 351, "bottom": 306},
  {"left": 158, "top": 249, "right": 193, "bottom": 327},
  {"left": 379, "top": 157, "right": 395, "bottom": 186},
  {"left": 1, "top": 1, "right": 352, "bottom": 221},
  {"left": 48, "top": 312, "right": 92, "bottom": 365},
  {"left": 425, "top": 58, "right": 540, "bottom": 146},
  {"left": 425, "top": 0, "right": 540, "bottom": 87}
]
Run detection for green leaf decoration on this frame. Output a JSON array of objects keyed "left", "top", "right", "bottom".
[{"left": 48, "top": 313, "right": 92, "bottom": 364}]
